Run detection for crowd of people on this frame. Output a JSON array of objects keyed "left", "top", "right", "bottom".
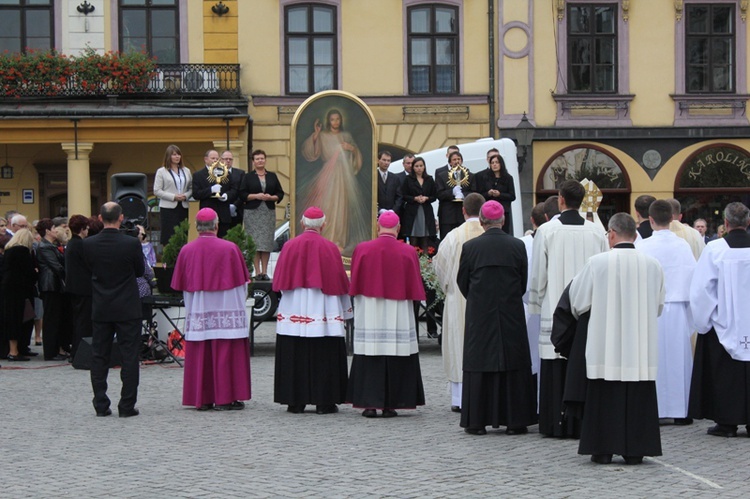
[{"left": 3, "top": 144, "right": 749, "bottom": 467}]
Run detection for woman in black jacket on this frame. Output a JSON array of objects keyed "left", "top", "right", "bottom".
[
  {"left": 36, "top": 218, "right": 71, "bottom": 361},
  {"left": 238, "top": 149, "right": 285, "bottom": 280},
  {"left": 401, "top": 156, "right": 437, "bottom": 251},
  {"left": 472, "top": 153, "right": 515, "bottom": 234},
  {"left": 2, "top": 229, "right": 37, "bottom": 361}
]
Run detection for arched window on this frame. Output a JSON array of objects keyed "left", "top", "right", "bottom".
[{"left": 537, "top": 145, "right": 631, "bottom": 227}]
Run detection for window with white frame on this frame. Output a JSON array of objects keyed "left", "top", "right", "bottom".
[
  {"left": 407, "top": 4, "right": 459, "bottom": 95},
  {"left": 284, "top": 3, "right": 337, "bottom": 95},
  {"left": 0, "top": 0, "right": 53, "bottom": 54},
  {"left": 119, "top": 0, "right": 180, "bottom": 63}
]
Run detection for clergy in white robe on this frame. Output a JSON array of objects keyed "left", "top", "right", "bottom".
[
  {"left": 688, "top": 202, "right": 750, "bottom": 437},
  {"left": 528, "top": 180, "right": 608, "bottom": 437},
  {"left": 272, "top": 207, "right": 352, "bottom": 415},
  {"left": 347, "top": 211, "right": 426, "bottom": 418},
  {"left": 667, "top": 198, "right": 705, "bottom": 260},
  {"left": 434, "top": 193, "right": 485, "bottom": 411},
  {"left": 635, "top": 199, "right": 696, "bottom": 423},
  {"left": 569, "top": 213, "right": 665, "bottom": 464},
  {"left": 171, "top": 208, "right": 252, "bottom": 412}
]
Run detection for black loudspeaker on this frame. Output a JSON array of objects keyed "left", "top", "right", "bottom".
[
  {"left": 72, "top": 337, "right": 123, "bottom": 370},
  {"left": 111, "top": 173, "right": 149, "bottom": 228}
]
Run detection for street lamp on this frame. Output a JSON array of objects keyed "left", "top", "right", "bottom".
[
  {"left": 515, "top": 112, "right": 535, "bottom": 172},
  {"left": 1, "top": 145, "right": 13, "bottom": 179}
]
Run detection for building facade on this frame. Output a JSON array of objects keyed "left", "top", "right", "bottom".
[{"left": 1, "top": 0, "right": 749, "bottom": 243}]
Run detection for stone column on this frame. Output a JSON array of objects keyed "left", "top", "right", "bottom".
[{"left": 61, "top": 142, "right": 94, "bottom": 217}]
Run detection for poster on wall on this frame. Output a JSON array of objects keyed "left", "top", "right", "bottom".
[{"left": 291, "top": 91, "right": 377, "bottom": 264}]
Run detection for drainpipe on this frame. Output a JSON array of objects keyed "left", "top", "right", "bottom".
[{"left": 488, "top": 0, "right": 496, "bottom": 138}]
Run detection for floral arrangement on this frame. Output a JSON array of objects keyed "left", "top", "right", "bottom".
[
  {"left": 0, "top": 47, "right": 157, "bottom": 98},
  {"left": 415, "top": 245, "right": 445, "bottom": 307}
]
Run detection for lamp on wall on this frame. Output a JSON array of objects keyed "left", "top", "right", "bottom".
[
  {"left": 77, "top": 1, "right": 95, "bottom": 15},
  {"left": 1, "top": 145, "right": 14, "bottom": 180},
  {"left": 515, "top": 112, "right": 535, "bottom": 172},
  {"left": 212, "top": 1, "right": 229, "bottom": 16}
]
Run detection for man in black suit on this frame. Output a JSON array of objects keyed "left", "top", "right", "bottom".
[
  {"left": 436, "top": 148, "right": 472, "bottom": 240},
  {"left": 635, "top": 195, "right": 655, "bottom": 239},
  {"left": 192, "top": 149, "right": 238, "bottom": 237},
  {"left": 221, "top": 149, "right": 246, "bottom": 228},
  {"left": 83, "top": 202, "right": 145, "bottom": 418},
  {"left": 376, "top": 150, "right": 402, "bottom": 215}
]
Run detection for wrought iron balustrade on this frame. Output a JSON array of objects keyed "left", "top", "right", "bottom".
[{"left": 0, "top": 64, "right": 242, "bottom": 100}]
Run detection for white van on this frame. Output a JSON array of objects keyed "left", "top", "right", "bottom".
[{"left": 388, "top": 137, "right": 523, "bottom": 238}]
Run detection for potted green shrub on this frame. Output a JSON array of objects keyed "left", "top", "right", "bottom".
[{"left": 155, "top": 218, "right": 189, "bottom": 294}]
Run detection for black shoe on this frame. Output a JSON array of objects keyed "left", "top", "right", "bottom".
[
  {"left": 505, "top": 427, "right": 528, "bottom": 435},
  {"left": 197, "top": 404, "right": 214, "bottom": 411},
  {"left": 382, "top": 409, "right": 398, "bottom": 418},
  {"left": 47, "top": 354, "right": 68, "bottom": 361},
  {"left": 119, "top": 408, "right": 140, "bottom": 418},
  {"left": 287, "top": 404, "right": 305, "bottom": 414},
  {"left": 316, "top": 404, "right": 338, "bottom": 415},
  {"left": 623, "top": 456, "right": 643, "bottom": 465},
  {"left": 673, "top": 417, "right": 693, "bottom": 425},
  {"left": 96, "top": 408, "right": 112, "bottom": 417},
  {"left": 591, "top": 454, "right": 613, "bottom": 464},
  {"left": 427, "top": 331, "right": 439, "bottom": 339},
  {"left": 35, "top": 341, "right": 42, "bottom": 346},
  {"left": 214, "top": 402, "right": 243, "bottom": 411},
  {"left": 21, "top": 351, "right": 39, "bottom": 357},
  {"left": 362, "top": 409, "right": 377, "bottom": 418},
  {"left": 7, "top": 354, "right": 30, "bottom": 362},
  {"left": 464, "top": 427, "right": 487, "bottom": 436},
  {"left": 707, "top": 424, "right": 737, "bottom": 437}
]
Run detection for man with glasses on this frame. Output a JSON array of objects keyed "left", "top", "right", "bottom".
[{"left": 222, "top": 150, "right": 245, "bottom": 229}]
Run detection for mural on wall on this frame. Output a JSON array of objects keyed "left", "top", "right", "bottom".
[
  {"left": 542, "top": 147, "right": 626, "bottom": 190},
  {"left": 291, "top": 91, "right": 377, "bottom": 261}
]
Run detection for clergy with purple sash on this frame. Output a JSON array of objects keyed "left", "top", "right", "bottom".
[
  {"left": 689, "top": 202, "right": 750, "bottom": 437},
  {"left": 273, "top": 206, "right": 352, "bottom": 415},
  {"left": 347, "top": 211, "right": 426, "bottom": 418},
  {"left": 171, "top": 208, "right": 251, "bottom": 411}
]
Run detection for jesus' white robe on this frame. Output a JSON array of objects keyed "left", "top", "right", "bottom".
[
  {"left": 434, "top": 218, "right": 484, "bottom": 406},
  {"left": 636, "top": 230, "right": 696, "bottom": 418}
]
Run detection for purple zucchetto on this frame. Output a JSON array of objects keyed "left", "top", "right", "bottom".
[
  {"left": 378, "top": 210, "right": 400, "bottom": 228},
  {"left": 196, "top": 207, "right": 218, "bottom": 222},
  {"left": 303, "top": 206, "right": 324, "bottom": 219},
  {"left": 480, "top": 200, "right": 505, "bottom": 220}
]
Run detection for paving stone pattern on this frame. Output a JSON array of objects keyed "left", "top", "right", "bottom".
[{"left": 1, "top": 323, "right": 748, "bottom": 498}]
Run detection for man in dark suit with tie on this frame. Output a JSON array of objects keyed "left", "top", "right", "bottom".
[
  {"left": 83, "top": 202, "right": 145, "bottom": 418},
  {"left": 192, "top": 149, "right": 238, "bottom": 237},
  {"left": 221, "top": 149, "right": 246, "bottom": 229},
  {"left": 376, "top": 150, "right": 402, "bottom": 215}
]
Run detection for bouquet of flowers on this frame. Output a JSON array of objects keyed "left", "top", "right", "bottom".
[{"left": 415, "top": 245, "right": 445, "bottom": 307}]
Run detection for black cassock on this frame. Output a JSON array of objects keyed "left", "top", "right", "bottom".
[{"left": 457, "top": 227, "right": 537, "bottom": 430}]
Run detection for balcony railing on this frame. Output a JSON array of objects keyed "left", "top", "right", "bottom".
[{"left": 0, "top": 64, "right": 242, "bottom": 100}]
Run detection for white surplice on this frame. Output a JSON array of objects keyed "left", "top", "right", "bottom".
[
  {"left": 520, "top": 233, "right": 540, "bottom": 376},
  {"left": 276, "top": 288, "right": 353, "bottom": 338},
  {"left": 569, "top": 247, "right": 665, "bottom": 381},
  {"left": 690, "top": 238, "right": 750, "bottom": 362},
  {"left": 669, "top": 220, "right": 705, "bottom": 261},
  {"left": 636, "top": 230, "right": 696, "bottom": 417},
  {"left": 434, "top": 219, "right": 484, "bottom": 385},
  {"left": 528, "top": 218, "right": 608, "bottom": 360}
]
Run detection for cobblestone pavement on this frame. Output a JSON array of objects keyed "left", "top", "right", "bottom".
[{"left": 1, "top": 321, "right": 748, "bottom": 498}]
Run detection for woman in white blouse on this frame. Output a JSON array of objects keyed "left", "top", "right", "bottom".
[{"left": 154, "top": 144, "right": 192, "bottom": 246}]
